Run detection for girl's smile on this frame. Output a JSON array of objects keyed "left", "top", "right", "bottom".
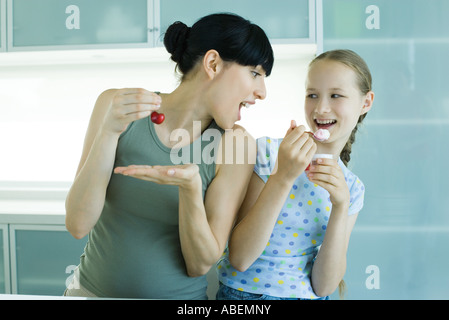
[
  {"left": 314, "top": 118, "right": 337, "bottom": 130},
  {"left": 305, "top": 59, "right": 372, "bottom": 154}
]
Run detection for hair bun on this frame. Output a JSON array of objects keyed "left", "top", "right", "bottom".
[{"left": 164, "top": 21, "right": 191, "bottom": 63}]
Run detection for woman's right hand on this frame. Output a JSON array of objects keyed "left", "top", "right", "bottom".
[
  {"left": 276, "top": 120, "right": 317, "bottom": 181},
  {"left": 102, "top": 88, "right": 162, "bottom": 135}
]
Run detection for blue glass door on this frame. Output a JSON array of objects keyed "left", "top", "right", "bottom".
[
  {"left": 322, "top": 0, "right": 449, "bottom": 299},
  {"left": 159, "top": 0, "right": 312, "bottom": 43}
]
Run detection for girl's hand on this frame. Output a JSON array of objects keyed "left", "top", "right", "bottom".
[
  {"left": 306, "top": 158, "right": 350, "bottom": 209},
  {"left": 276, "top": 121, "right": 317, "bottom": 181},
  {"left": 114, "top": 164, "right": 201, "bottom": 192},
  {"left": 102, "top": 88, "right": 161, "bottom": 135}
]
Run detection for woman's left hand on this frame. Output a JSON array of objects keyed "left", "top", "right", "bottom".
[
  {"left": 114, "top": 164, "right": 201, "bottom": 192},
  {"left": 306, "top": 158, "right": 350, "bottom": 209}
]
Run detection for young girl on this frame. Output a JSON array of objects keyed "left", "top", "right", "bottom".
[
  {"left": 64, "top": 13, "right": 273, "bottom": 299},
  {"left": 216, "top": 50, "right": 374, "bottom": 300}
]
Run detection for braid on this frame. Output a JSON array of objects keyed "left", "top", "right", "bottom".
[
  {"left": 340, "top": 129, "right": 355, "bottom": 166},
  {"left": 340, "top": 113, "right": 367, "bottom": 166}
]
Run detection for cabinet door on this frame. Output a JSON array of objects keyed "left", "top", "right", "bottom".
[
  {"left": 157, "top": 0, "right": 314, "bottom": 45},
  {"left": 0, "top": 224, "right": 9, "bottom": 294},
  {"left": 0, "top": 0, "right": 5, "bottom": 51},
  {"left": 321, "top": 0, "right": 449, "bottom": 299},
  {"left": 10, "top": 225, "right": 87, "bottom": 295},
  {"left": 8, "top": 0, "right": 151, "bottom": 51}
]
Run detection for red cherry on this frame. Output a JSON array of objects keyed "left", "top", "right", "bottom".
[{"left": 150, "top": 111, "right": 165, "bottom": 124}]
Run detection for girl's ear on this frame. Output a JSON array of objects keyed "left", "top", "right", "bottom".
[
  {"left": 202, "top": 49, "right": 223, "bottom": 80},
  {"left": 361, "top": 91, "right": 375, "bottom": 115}
]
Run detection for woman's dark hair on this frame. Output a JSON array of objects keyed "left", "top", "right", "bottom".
[{"left": 164, "top": 13, "right": 274, "bottom": 80}]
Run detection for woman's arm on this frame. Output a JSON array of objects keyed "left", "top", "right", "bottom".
[
  {"left": 227, "top": 171, "right": 296, "bottom": 271},
  {"left": 182, "top": 135, "right": 256, "bottom": 276},
  {"left": 114, "top": 126, "right": 256, "bottom": 277},
  {"left": 65, "top": 88, "right": 161, "bottom": 239}
]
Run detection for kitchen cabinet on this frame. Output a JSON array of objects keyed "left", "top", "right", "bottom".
[
  {"left": 7, "top": 0, "right": 151, "bottom": 51},
  {"left": 0, "top": 224, "right": 9, "bottom": 294},
  {"left": 4, "top": 0, "right": 316, "bottom": 52},
  {"left": 0, "top": 201, "right": 87, "bottom": 295},
  {"left": 320, "top": 0, "right": 449, "bottom": 299},
  {"left": 0, "top": 204, "right": 222, "bottom": 299},
  {"left": 10, "top": 225, "right": 86, "bottom": 295},
  {"left": 0, "top": 0, "right": 5, "bottom": 51},
  {"left": 157, "top": 0, "right": 315, "bottom": 46}
]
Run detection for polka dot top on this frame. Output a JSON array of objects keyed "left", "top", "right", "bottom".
[{"left": 217, "top": 137, "right": 365, "bottom": 298}]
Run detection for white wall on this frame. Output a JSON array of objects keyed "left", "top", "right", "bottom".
[{"left": 0, "top": 44, "right": 315, "bottom": 183}]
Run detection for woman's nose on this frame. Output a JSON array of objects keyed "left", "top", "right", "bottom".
[{"left": 255, "top": 79, "right": 267, "bottom": 101}]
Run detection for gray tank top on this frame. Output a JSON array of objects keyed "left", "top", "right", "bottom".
[{"left": 78, "top": 116, "right": 224, "bottom": 299}]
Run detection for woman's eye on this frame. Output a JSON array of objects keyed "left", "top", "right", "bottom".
[
  {"left": 331, "top": 94, "right": 342, "bottom": 98},
  {"left": 307, "top": 94, "right": 318, "bottom": 99},
  {"left": 251, "top": 71, "right": 261, "bottom": 78}
]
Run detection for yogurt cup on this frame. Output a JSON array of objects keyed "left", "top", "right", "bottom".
[
  {"left": 306, "top": 154, "right": 333, "bottom": 171},
  {"left": 311, "top": 153, "right": 333, "bottom": 165}
]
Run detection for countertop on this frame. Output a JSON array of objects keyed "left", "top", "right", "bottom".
[
  {"left": 0, "top": 294, "right": 86, "bottom": 300},
  {"left": 0, "top": 200, "right": 66, "bottom": 225}
]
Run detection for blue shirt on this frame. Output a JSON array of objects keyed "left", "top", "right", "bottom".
[{"left": 217, "top": 137, "right": 365, "bottom": 298}]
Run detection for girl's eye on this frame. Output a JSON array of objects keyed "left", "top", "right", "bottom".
[
  {"left": 251, "top": 71, "right": 261, "bottom": 78},
  {"left": 307, "top": 94, "right": 318, "bottom": 99},
  {"left": 331, "top": 94, "right": 342, "bottom": 98}
]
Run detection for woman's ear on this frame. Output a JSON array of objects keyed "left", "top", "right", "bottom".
[
  {"left": 202, "top": 49, "right": 223, "bottom": 80},
  {"left": 361, "top": 91, "right": 374, "bottom": 115}
]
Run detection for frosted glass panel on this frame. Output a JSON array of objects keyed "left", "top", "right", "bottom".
[
  {"left": 11, "top": 0, "right": 148, "bottom": 48},
  {"left": 0, "top": 3, "right": 2, "bottom": 50},
  {"left": 0, "top": 227, "right": 5, "bottom": 293},
  {"left": 14, "top": 229, "right": 86, "bottom": 295},
  {"left": 160, "top": 0, "right": 310, "bottom": 40},
  {"left": 323, "top": 0, "right": 449, "bottom": 299},
  {"left": 324, "top": 0, "right": 449, "bottom": 39},
  {"left": 0, "top": 0, "right": 5, "bottom": 51}
]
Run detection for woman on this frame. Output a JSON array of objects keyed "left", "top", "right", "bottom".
[{"left": 64, "top": 13, "right": 274, "bottom": 299}]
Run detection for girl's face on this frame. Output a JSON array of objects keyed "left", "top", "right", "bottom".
[
  {"left": 305, "top": 59, "right": 372, "bottom": 152},
  {"left": 209, "top": 63, "right": 267, "bottom": 129}
]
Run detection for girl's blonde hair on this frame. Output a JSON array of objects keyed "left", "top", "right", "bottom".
[
  {"left": 309, "top": 49, "right": 373, "bottom": 166},
  {"left": 309, "top": 50, "right": 373, "bottom": 299}
]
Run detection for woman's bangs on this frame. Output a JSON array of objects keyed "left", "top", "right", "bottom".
[{"left": 236, "top": 26, "right": 274, "bottom": 76}]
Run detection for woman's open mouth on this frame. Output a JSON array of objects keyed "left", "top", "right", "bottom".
[{"left": 238, "top": 101, "right": 253, "bottom": 120}]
